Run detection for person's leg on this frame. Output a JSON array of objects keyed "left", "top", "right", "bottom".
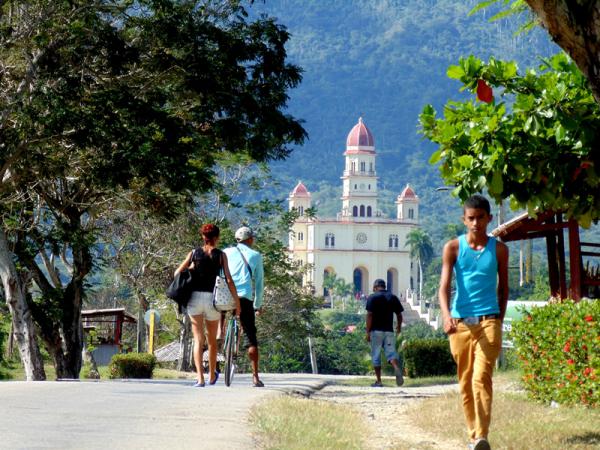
[
  {"left": 370, "top": 331, "right": 384, "bottom": 386},
  {"left": 205, "top": 318, "right": 219, "bottom": 383},
  {"left": 449, "top": 322, "right": 476, "bottom": 440},
  {"left": 248, "top": 345, "right": 260, "bottom": 381},
  {"left": 382, "top": 331, "right": 403, "bottom": 386},
  {"left": 239, "top": 297, "right": 262, "bottom": 385},
  {"left": 189, "top": 314, "right": 206, "bottom": 385},
  {"left": 472, "top": 319, "right": 502, "bottom": 440},
  {"left": 373, "top": 366, "right": 382, "bottom": 383}
]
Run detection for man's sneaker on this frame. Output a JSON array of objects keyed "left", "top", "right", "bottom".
[
  {"left": 395, "top": 368, "right": 404, "bottom": 387},
  {"left": 371, "top": 381, "right": 383, "bottom": 387},
  {"left": 471, "top": 438, "right": 490, "bottom": 450}
]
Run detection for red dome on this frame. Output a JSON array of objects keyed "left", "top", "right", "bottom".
[
  {"left": 346, "top": 117, "right": 374, "bottom": 149},
  {"left": 398, "top": 184, "right": 418, "bottom": 201},
  {"left": 290, "top": 181, "right": 311, "bottom": 197}
]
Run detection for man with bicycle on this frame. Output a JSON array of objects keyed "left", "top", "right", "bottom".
[{"left": 224, "top": 226, "right": 265, "bottom": 387}]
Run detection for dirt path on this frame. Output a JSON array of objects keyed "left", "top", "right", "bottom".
[{"left": 312, "top": 382, "right": 465, "bottom": 450}]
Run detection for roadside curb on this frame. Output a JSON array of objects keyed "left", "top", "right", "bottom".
[{"left": 279, "top": 379, "right": 332, "bottom": 398}]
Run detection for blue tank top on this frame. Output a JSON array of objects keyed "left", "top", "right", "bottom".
[{"left": 451, "top": 234, "right": 500, "bottom": 318}]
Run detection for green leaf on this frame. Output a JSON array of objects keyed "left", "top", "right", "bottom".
[
  {"left": 458, "top": 155, "right": 474, "bottom": 168},
  {"left": 447, "top": 65, "right": 465, "bottom": 80},
  {"left": 429, "top": 149, "right": 443, "bottom": 164},
  {"left": 468, "top": 0, "right": 499, "bottom": 16},
  {"left": 489, "top": 170, "right": 504, "bottom": 195},
  {"left": 554, "top": 124, "right": 566, "bottom": 143}
]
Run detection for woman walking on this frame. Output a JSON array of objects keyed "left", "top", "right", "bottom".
[{"left": 175, "top": 224, "right": 241, "bottom": 387}]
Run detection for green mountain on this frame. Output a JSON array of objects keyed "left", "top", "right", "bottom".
[{"left": 249, "top": 0, "right": 559, "bottom": 243}]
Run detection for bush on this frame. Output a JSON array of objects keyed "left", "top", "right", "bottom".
[
  {"left": 400, "top": 321, "right": 446, "bottom": 343},
  {"left": 511, "top": 299, "right": 599, "bottom": 407},
  {"left": 314, "top": 330, "right": 371, "bottom": 375},
  {"left": 402, "top": 338, "right": 455, "bottom": 378},
  {"left": 109, "top": 353, "right": 156, "bottom": 379}
]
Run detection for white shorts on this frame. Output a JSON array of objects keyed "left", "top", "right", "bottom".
[{"left": 187, "top": 291, "right": 220, "bottom": 321}]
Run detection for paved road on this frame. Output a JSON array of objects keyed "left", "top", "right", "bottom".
[{"left": 0, "top": 373, "right": 331, "bottom": 450}]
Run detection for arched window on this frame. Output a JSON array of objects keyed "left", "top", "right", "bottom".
[
  {"left": 360, "top": 205, "right": 365, "bottom": 217},
  {"left": 369, "top": 162, "right": 373, "bottom": 173},
  {"left": 367, "top": 206, "right": 372, "bottom": 217},
  {"left": 351, "top": 161, "right": 356, "bottom": 173},
  {"left": 298, "top": 232, "right": 304, "bottom": 241},
  {"left": 360, "top": 161, "right": 366, "bottom": 172},
  {"left": 408, "top": 208, "right": 414, "bottom": 219},
  {"left": 325, "top": 232, "right": 335, "bottom": 248},
  {"left": 388, "top": 234, "right": 399, "bottom": 248},
  {"left": 323, "top": 269, "right": 330, "bottom": 297},
  {"left": 298, "top": 206, "right": 304, "bottom": 216},
  {"left": 353, "top": 206, "right": 358, "bottom": 217},
  {"left": 354, "top": 184, "right": 357, "bottom": 189}
]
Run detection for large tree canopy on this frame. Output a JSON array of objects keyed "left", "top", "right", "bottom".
[
  {"left": 420, "top": 53, "right": 600, "bottom": 226},
  {"left": 0, "top": 0, "right": 305, "bottom": 379}
]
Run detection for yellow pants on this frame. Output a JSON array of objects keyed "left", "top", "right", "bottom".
[{"left": 449, "top": 318, "right": 502, "bottom": 440}]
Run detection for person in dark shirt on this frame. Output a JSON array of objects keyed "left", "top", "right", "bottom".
[
  {"left": 175, "top": 224, "right": 240, "bottom": 387},
  {"left": 365, "top": 279, "right": 404, "bottom": 387}
]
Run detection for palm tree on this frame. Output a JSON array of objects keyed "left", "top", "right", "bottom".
[{"left": 405, "top": 228, "right": 434, "bottom": 300}]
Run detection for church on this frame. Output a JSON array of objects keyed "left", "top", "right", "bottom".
[{"left": 288, "top": 117, "right": 421, "bottom": 299}]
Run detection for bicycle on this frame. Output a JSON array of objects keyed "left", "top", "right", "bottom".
[{"left": 222, "top": 311, "right": 242, "bottom": 387}]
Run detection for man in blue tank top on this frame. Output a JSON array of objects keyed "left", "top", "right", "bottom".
[{"left": 439, "top": 195, "right": 509, "bottom": 450}]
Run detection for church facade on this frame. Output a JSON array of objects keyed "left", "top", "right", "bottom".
[{"left": 288, "top": 117, "right": 421, "bottom": 299}]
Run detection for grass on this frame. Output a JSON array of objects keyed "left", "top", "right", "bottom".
[
  {"left": 0, "top": 361, "right": 193, "bottom": 381},
  {"left": 408, "top": 373, "right": 600, "bottom": 450},
  {"left": 0, "top": 361, "right": 57, "bottom": 380},
  {"left": 336, "top": 374, "right": 457, "bottom": 388},
  {"left": 249, "top": 396, "right": 368, "bottom": 450}
]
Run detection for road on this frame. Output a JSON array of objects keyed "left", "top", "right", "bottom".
[{"left": 0, "top": 373, "right": 331, "bottom": 450}]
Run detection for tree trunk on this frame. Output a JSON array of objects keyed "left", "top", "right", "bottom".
[
  {"left": 525, "top": 1, "right": 600, "bottom": 105},
  {"left": 0, "top": 230, "right": 45, "bottom": 380},
  {"left": 177, "top": 314, "right": 192, "bottom": 372},
  {"left": 136, "top": 293, "right": 149, "bottom": 353},
  {"left": 418, "top": 259, "right": 423, "bottom": 300}
]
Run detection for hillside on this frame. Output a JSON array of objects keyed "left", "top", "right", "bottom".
[{"left": 248, "top": 0, "right": 561, "bottom": 243}]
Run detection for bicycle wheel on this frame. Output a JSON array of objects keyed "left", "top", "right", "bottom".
[{"left": 224, "top": 318, "right": 237, "bottom": 387}]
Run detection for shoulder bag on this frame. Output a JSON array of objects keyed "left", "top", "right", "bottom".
[
  {"left": 166, "top": 249, "right": 198, "bottom": 312},
  {"left": 213, "top": 252, "right": 236, "bottom": 312}
]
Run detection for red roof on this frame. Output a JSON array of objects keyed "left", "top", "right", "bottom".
[
  {"left": 346, "top": 117, "right": 374, "bottom": 148},
  {"left": 398, "top": 184, "right": 418, "bottom": 200},
  {"left": 290, "top": 181, "right": 311, "bottom": 197}
]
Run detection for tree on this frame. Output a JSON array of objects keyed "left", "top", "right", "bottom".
[
  {"left": 473, "top": 1, "right": 600, "bottom": 106},
  {"left": 323, "top": 272, "right": 355, "bottom": 310},
  {"left": 420, "top": 53, "right": 600, "bottom": 226},
  {"left": 405, "top": 228, "right": 434, "bottom": 300},
  {"left": 0, "top": 1, "right": 305, "bottom": 379}
]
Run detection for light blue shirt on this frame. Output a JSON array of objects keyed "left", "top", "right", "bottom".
[
  {"left": 224, "top": 243, "right": 264, "bottom": 309},
  {"left": 451, "top": 234, "right": 500, "bottom": 318}
]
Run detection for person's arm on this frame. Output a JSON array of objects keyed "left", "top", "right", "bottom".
[
  {"left": 222, "top": 252, "right": 241, "bottom": 317},
  {"left": 439, "top": 239, "right": 458, "bottom": 334},
  {"left": 253, "top": 253, "right": 264, "bottom": 311},
  {"left": 496, "top": 241, "right": 509, "bottom": 321},
  {"left": 365, "top": 310, "right": 373, "bottom": 342},
  {"left": 395, "top": 311, "right": 402, "bottom": 334},
  {"left": 174, "top": 251, "right": 193, "bottom": 277}
]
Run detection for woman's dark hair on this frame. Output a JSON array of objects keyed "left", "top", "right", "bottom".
[
  {"left": 201, "top": 223, "right": 220, "bottom": 245},
  {"left": 463, "top": 194, "right": 491, "bottom": 214}
]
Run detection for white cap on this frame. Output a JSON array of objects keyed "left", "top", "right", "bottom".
[{"left": 235, "top": 226, "right": 254, "bottom": 242}]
